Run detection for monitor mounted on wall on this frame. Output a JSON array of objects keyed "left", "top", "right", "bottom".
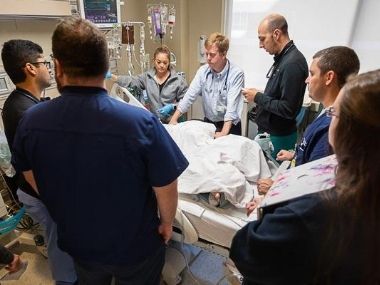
[{"left": 78, "top": 0, "right": 121, "bottom": 29}]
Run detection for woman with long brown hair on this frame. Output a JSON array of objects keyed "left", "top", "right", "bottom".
[{"left": 323, "top": 69, "right": 380, "bottom": 284}]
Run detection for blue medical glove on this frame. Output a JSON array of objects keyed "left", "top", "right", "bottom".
[
  {"left": 105, "top": 70, "right": 112, "bottom": 79},
  {"left": 158, "top": 104, "right": 175, "bottom": 117}
]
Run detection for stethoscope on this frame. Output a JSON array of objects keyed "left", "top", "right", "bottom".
[
  {"left": 266, "top": 42, "right": 294, "bottom": 79},
  {"left": 205, "top": 59, "right": 230, "bottom": 94}
]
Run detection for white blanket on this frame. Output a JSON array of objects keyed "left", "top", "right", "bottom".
[{"left": 165, "top": 121, "right": 272, "bottom": 208}]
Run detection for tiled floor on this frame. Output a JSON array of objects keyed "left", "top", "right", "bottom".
[
  {"left": 0, "top": 246, "right": 54, "bottom": 284},
  {"left": 0, "top": 233, "right": 241, "bottom": 285}
]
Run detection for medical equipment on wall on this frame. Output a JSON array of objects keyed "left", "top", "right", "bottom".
[
  {"left": 78, "top": 0, "right": 121, "bottom": 29},
  {"left": 102, "top": 2, "right": 177, "bottom": 77},
  {"left": 106, "top": 21, "right": 149, "bottom": 75},
  {"left": 198, "top": 35, "right": 207, "bottom": 64},
  {"left": 147, "top": 3, "right": 176, "bottom": 43}
]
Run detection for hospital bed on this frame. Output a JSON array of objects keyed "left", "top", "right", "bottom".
[
  {"left": 110, "top": 83, "right": 275, "bottom": 235},
  {"left": 110, "top": 84, "right": 276, "bottom": 282}
]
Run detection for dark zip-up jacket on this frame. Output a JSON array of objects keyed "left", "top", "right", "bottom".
[{"left": 255, "top": 41, "right": 308, "bottom": 136}]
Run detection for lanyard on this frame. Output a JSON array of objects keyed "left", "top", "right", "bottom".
[{"left": 266, "top": 43, "right": 294, "bottom": 79}]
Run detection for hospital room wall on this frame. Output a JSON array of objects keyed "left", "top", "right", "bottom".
[
  {"left": 117, "top": 0, "right": 223, "bottom": 119},
  {"left": 118, "top": 0, "right": 223, "bottom": 80}
]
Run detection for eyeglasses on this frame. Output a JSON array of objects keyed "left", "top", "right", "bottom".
[
  {"left": 30, "top": 61, "right": 52, "bottom": 69},
  {"left": 29, "top": 61, "right": 52, "bottom": 69},
  {"left": 326, "top": 106, "right": 339, "bottom": 118}
]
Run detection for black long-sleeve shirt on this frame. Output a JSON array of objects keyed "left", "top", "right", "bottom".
[
  {"left": 255, "top": 41, "right": 308, "bottom": 136},
  {"left": 2, "top": 88, "right": 40, "bottom": 199}
]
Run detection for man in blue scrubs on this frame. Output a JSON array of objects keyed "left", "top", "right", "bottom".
[
  {"left": 12, "top": 17, "right": 188, "bottom": 285},
  {"left": 276, "top": 46, "right": 360, "bottom": 165},
  {"left": 254, "top": 46, "right": 360, "bottom": 196}
]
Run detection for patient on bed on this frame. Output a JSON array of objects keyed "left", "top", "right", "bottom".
[{"left": 164, "top": 121, "right": 272, "bottom": 209}]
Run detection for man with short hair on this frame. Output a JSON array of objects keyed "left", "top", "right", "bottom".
[
  {"left": 1, "top": 39, "right": 77, "bottom": 285},
  {"left": 243, "top": 14, "right": 308, "bottom": 157},
  {"left": 276, "top": 46, "right": 360, "bottom": 165},
  {"left": 12, "top": 17, "right": 188, "bottom": 285},
  {"left": 169, "top": 32, "right": 245, "bottom": 137},
  {"left": 254, "top": 46, "right": 360, "bottom": 198}
]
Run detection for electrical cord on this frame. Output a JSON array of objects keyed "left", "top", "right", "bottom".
[
  {"left": 169, "top": 211, "right": 201, "bottom": 285},
  {"left": 16, "top": 213, "right": 39, "bottom": 231}
]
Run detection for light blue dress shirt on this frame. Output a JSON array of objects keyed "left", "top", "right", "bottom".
[{"left": 178, "top": 60, "right": 245, "bottom": 124}]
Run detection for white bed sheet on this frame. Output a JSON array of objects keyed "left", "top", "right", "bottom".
[
  {"left": 109, "top": 86, "right": 268, "bottom": 248},
  {"left": 166, "top": 121, "right": 272, "bottom": 208}
]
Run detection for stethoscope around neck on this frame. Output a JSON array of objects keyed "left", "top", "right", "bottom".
[
  {"left": 266, "top": 42, "right": 294, "bottom": 79},
  {"left": 205, "top": 59, "right": 230, "bottom": 94}
]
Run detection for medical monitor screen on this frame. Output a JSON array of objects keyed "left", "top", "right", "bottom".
[{"left": 79, "top": 0, "right": 121, "bottom": 29}]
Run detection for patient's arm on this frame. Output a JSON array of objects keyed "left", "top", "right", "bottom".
[
  {"left": 276, "top": 150, "right": 295, "bottom": 161},
  {"left": 257, "top": 178, "right": 274, "bottom": 195},
  {"left": 153, "top": 179, "right": 178, "bottom": 244}
]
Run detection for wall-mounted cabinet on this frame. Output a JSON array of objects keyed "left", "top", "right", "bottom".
[{"left": 0, "top": 0, "right": 71, "bottom": 19}]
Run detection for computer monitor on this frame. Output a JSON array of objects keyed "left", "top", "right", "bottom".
[{"left": 78, "top": 0, "right": 121, "bottom": 29}]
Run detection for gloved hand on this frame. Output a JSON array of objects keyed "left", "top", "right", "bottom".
[
  {"left": 105, "top": 70, "right": 112, "bottom": 79},
  {"left": 158, "top": 104, "right": 175, "bottom": 117}
]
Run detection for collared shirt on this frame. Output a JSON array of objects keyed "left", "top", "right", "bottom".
[
  {"left": 178, "top": 60, "right": 244, "bottom": 124},
  {"left": 12, "top": 86, "right": 189, "bottom": 265}
]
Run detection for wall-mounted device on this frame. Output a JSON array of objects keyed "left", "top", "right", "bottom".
[
  {"left": 198, "top": 35, "right": 207, "bottom": 64},
  {"left": 0, "top": 70, "right": 15, "bottom": 98},
  {"left": 78, "top": 0, "right": 121, "bottom": 29}
]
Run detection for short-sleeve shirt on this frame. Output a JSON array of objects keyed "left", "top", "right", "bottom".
[{"left": 12, "top": 86, "right": 189, "bottom": 265}]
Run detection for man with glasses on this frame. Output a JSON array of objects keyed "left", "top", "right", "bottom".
[
  {"left": 169, "top": 32, "right": 244, "bottom": 137},
  {"left": 1, "top": 39, "right": 77, "bottom": 285},
  {"left": 242, "top": 14, "right": 308, "bottom": 158}
]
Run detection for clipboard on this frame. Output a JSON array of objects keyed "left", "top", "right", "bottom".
[{"left": 258, "top": 155, "right": 337, "bottom": 219}]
